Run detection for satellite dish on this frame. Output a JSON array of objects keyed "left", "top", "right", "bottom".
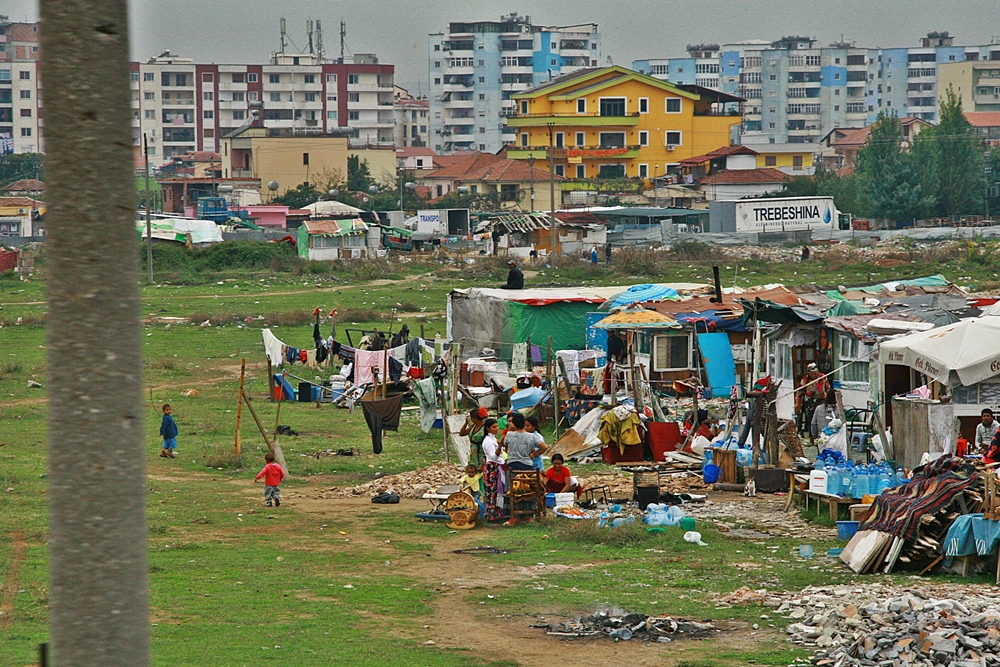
[{"left": 267, "top": 181, "right": 279, "bottom": 191}]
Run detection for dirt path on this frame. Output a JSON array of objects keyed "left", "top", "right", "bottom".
[
  {"left": 289, "top": 494, "right": 764, "bottom": 666},
  {"left": 0, "top": 531, "right": 27, "bottom": 631}
]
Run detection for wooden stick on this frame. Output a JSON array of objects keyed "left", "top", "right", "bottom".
[
  {"left": 242, "top": 389, "right": 288, "bottom": 475},
  {"left": 266, "top": 358, "right": 275, "bottom": 402},
  {"left": 234, "top": 358, "right": 246, "bottom": 457}
]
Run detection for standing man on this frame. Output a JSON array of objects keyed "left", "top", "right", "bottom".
[
  {"left": 605, "top": 243, "right": 612, "bottom": 265},
  {"left": 502, "top": 259, "right": 524, "bottom": 290},
  {"left": 976, "top": 408, "right": 1000, "bottom": 455},
  {"left": 798, "top": 363, "right": 829, "bottom": 443}
]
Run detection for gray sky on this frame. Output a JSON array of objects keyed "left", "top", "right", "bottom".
[{"left": 8, "top": 1, "right": 1000, "bottom": 90}]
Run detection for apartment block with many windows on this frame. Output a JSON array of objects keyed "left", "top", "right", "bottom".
[
  {"left": 0, "top": 17, "right": 41, "bottom": 154},
  {"left": 634, "top": 32, "right": 1000, "bottom": 145},
  {"left": 428, "top": 12, "right": 601, "bottom": 154},
  {"left": 129, "top": 51, "right": 394, "bottom": 165}
]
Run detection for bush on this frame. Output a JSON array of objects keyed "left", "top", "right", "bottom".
[{"left": 203, "top": 447, "right": 243, "bottom": 470}]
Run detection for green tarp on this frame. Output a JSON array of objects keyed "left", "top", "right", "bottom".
[
  {"left": 827, "top": 300, "right": 870, "bottom": 317},
  {"left": 507, "top": 301, "right": 592, "bottom": 353}
]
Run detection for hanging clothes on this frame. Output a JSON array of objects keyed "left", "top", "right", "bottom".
[
  {"left": 511, "top": 343, "right": 529, "bottom": 374},
  {"left": 313, "top": 322, "right": 331, "bottom": 365},
  {"left": 362, "top": 408, "right": 384, "bottom": 454},
  {"left": 598, "top": 408, "right": 642, "bottom": 454},
  {"left": 530, "top": 344, "right": 544, "bottom": 366},
  {"left": 414, "top": 378, "right": 438, "bottom": 434},
  {"left": 285, "top": 347, "right": 299, "bottom": 364},
  {"left": 361, "top": 394, "right": 405, "bottom": 431},
  {"left": 304, "top": 349, "right": 318, "bottom": 369},
  {"left": 405, "top": 338, "right": 423, "bottom": 367},
  {"left": 262, "top": 329, "right": 286, "bottom": 366},
  {"left": 389, "top": 325, "right": 409, "bottom": 349},
  {"left": 354, "top": 349, "right": 387, "bottom": 387},
  {"left": 389, "top": 342, "right": 408, "bottom": 366}
]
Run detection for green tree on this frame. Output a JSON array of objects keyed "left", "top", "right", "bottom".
[
  {"left": 987, "top": 145, "right": 1000, "bottom": 218},
  {"left": 347, "top": 155, "right": 374, "bottom": 192},
  {"left": 915, "top": 88, "right": 985, "bottom": 217},
  {"left": 272, "top": 183, "right": 322, "bottom": 209},
  {"left": 433, "top": 190, "right": 500, "bottom": 212},
  {"left": 775, "top": 175, "right": 819, "bottom": 198},
  {"left": 855, "top": 111, "right": 933, "bottom": 222},
  {"left": 0, "top": 152, "right": 44, "bottom": 188}
]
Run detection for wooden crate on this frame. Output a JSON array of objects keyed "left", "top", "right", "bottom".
[
  {"left": 985, "top": 470, "right": 1000, "bottom": 521},
  {"left": 711, "top": 448, "right": 737, "bottom": 484}
]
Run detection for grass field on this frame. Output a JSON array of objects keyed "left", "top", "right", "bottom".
[{"left": 2, "top": 245, "right": 998, "bottom": 666}]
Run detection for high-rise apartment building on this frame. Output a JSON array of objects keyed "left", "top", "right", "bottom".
[
  {"left": 0, "top": 17, "right": 41, "bottom": 154},
  {"left": 130, "top": 51, "right": 394, "bottom": 163},
  {"left": 393, "top": 86, "right": 429, "bottom": 148},
  {"left": 428, "top": 13, "right": 601, "bottom": 154},
  {"left": 634, "top": 32, "right": 1000, "bottom": 145}
]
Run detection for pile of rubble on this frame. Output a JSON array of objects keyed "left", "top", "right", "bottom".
[
  {"left": 538, "top": 609, "right": 716, "bottom": 642},
  {"left": 780, "top": 585, "right": 1000, "bottom": 666},
  {"left": 321, "top": 462, "right": 464, "bottom": 499},
  {"left": 683, "top": 495, "right": 839, "bottom": 540}
]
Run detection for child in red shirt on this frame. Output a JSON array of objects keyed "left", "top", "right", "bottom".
[{"left": 255, "top": 452, "right": 285, "bottom": 507}]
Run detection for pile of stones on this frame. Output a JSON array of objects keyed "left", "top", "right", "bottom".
[{"left": 782, "top": 586, "right": 1000, "bottom": 666}]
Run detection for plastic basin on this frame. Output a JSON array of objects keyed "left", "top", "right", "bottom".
[{"left": 836, "top": 520, "right": 860, "bottom": 541}]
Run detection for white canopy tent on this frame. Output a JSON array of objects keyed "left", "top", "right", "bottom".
[
  {"left": 879, "top": 317, "right": 1000, "bottom": 386},
  {"left": 304, "top": 200, "right": 364, "bottom": 217}
]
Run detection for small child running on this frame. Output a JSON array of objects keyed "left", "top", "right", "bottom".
[
  {"left": 255, "top": 452, "right": 285, "bottom": 507},
  {"left": 159, "top": 403, "right": 178, "bottom": 458}
]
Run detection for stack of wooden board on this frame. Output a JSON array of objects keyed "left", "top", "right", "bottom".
[
  {"left": 840, "top": 531, "right": 905, "bottom": 574},
  {"left": 840, "top": 481, "right": 984, "bottom": 575}
]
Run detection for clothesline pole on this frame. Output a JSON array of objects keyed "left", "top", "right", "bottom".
[
  {"left": 267, "top": 358, "right": 275, "bottom": 402},
  {"left": 234, "top": 358, "right": 246, "bottom": 457},
  {"left": 547, "top": 336, "right": 556, "bottom": 431},
  {"left": 441, "top": 383, "right": 450, "bottom": 464}
]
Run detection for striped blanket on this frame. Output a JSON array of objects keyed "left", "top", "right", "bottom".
[{"left": 858, "top": 456, "right": 979, "bottom": 542}]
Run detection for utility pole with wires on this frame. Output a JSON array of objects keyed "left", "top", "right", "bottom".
[
  {"left": 547, "top": 122, "right": 557, "bottom": 259},
  {"left": 143, "top": 133, "right": 153, "bottom": 284}
]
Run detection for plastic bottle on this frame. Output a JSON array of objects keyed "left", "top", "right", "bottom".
[
  {"left": 609, "top": 628, "right": 632, "bottom": 641},
  {"left": 855, "top": 466, "right": 869, "bottom": 498},
  {"left": 610, "top": 516, "right": 635, "bottom": 528},
  {"left": 598, "top": 510, "right": 610, "bottom": 528},
  {"left": 877, "top": 467, "right": 892, "bottom": 494},
  {"left": 841, "top": 465, "right": 854, "bottom": 498},
  {"left": 827, "top": 463, "right": 841, "bottom": 496}
]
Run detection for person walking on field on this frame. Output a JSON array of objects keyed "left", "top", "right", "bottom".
[
  {"left": 159, "top": 403, "right": 178, "bottom": 458},
  {"left": 255, "top": 452, "right": 285, "bottom": 507}
]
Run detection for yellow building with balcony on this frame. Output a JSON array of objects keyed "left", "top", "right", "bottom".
[{"left": 506, "top": 66, "right": 742, "bottom": 184}]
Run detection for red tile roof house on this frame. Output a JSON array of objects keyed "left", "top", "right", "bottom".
[
  {"left": 419, "top": 153, "right": 563, "bottom": 211},
  {"left": 698, "top": 168, "right": 792, "bottom": 201}
]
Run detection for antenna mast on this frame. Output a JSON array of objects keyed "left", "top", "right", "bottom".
[
  {"left": 279, "top": 17, "right": 286, "bottom": 54},
  {"left": 306, "top": 20, "right": 314, "bottom": 54},
  {"left": 315, "top": 20, "right": 324, "bottom": 62},
  {"left": 339, "top": 18, "right": 346, "bottom": 63}
]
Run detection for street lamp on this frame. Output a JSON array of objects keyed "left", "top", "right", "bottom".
[{"left": 399, "top": 180, "right": 416, "bottom": 212}]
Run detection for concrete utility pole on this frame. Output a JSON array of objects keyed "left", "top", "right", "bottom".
[
  {"left": 41, "top": 1, "right": 150, "bottom": 666},
  {"left": 547, "top": 123, "right": 557, "bottom": 258}
]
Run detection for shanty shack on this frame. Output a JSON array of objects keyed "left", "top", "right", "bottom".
[{"left": 297, "top": 218, "right": 378, "bottom": 260}]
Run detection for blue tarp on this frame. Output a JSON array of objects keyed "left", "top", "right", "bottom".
[
  {"left": 608, "top": 284, "right": 680, "bottom": 309},
  {"left": 675, "top": 311, "right": 748, "bottom": 332},
  {"left": 585, "top": 311, "right": 610, "bottom": 356},
  {"left": 697, "top": 333, "right": 737, "bottom": 396}
]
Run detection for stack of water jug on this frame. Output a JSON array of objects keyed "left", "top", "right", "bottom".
[{"left": 808, "top": 449, "right": 906, "bottom": 498}]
